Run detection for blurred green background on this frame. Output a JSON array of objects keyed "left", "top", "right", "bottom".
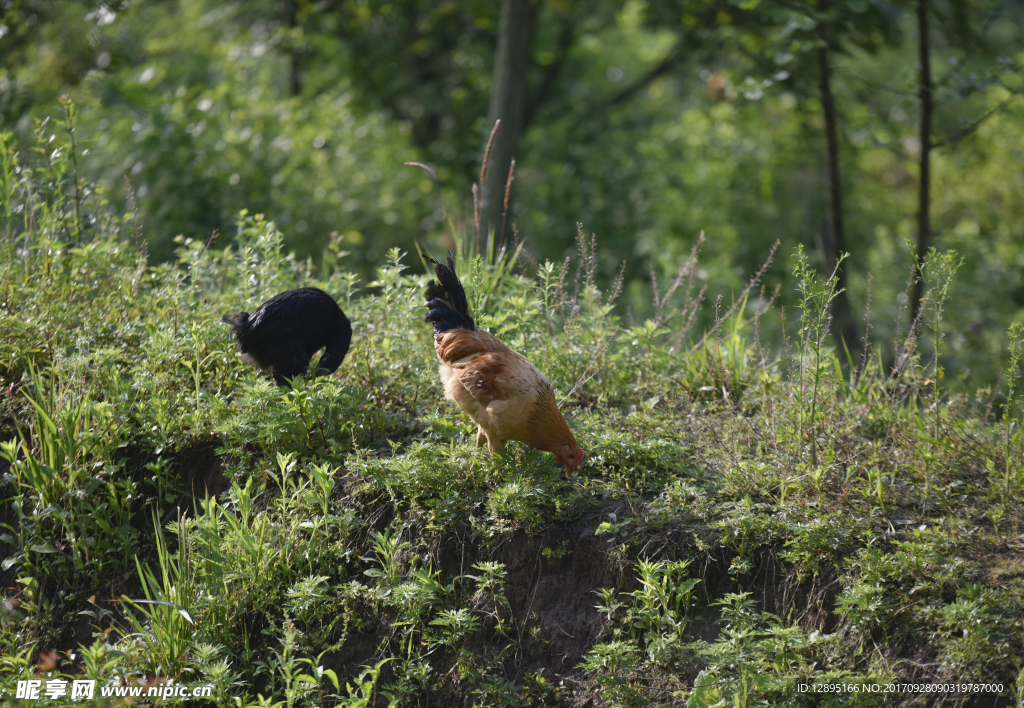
[{"left": 2, "top": 0, "right": 1023, "bottom": 385}]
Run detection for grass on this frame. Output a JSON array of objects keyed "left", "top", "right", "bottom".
[{"left": 0, "top": 106, "right": 1023, "bottom": 707}]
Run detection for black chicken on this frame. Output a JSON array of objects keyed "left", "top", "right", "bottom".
[{"left": 222, "top": 287, "right": 352, "bottom": 386}]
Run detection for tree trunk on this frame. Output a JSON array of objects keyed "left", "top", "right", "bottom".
[
  {"left": 481, "top": 0, "right": 536, "bottom": 248},
  {"left": 816, "top": 0, "right": 860, "bottom": 355},
  {"left": 909, "top": 0, "right": 932, "bottom": 332},
  {"left": 288, "top": 0, "right": 302, "bottom": 97}
]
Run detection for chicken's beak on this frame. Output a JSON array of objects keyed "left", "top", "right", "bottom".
[{"left": 561, "top": 449, "right": 584, "bottom": 473}]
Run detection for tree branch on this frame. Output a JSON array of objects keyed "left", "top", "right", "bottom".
[
  {"left": 909, "top": 0, "right": 932, "bottom": 331},
  {"left": 839, "top": 72, "right": 917, "bottom": 97},
  {"left": 605, "top": 42, "right": 684, "bottom": 107},
  {"left": 933, "top": 86, "right": 1024, "bottom": 148},
  {"left": 568, "top": 40, "right": 684, "bottom": 131}
]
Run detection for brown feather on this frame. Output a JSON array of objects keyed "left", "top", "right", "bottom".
[
  {"left": 424, "top": 253, "right": 584, "bottom": 471},
  {"left": 433, "top": 329, "right": 581, "bottom": 465}
]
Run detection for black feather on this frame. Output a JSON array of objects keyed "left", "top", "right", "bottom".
[
  {"left": 222, "top": 287, "right": 352, "bottom": 386},
  {"left": 424, "top": 251, "right": 476, "bottom": 333}
]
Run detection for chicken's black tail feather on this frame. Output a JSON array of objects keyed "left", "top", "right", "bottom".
[
  {"left": 424, "top": 251, "right": 476, "bottom": 333},
  {"left": 221, "top": 312, "right": 250, "bottom": 337}
]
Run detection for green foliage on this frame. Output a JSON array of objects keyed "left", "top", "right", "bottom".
[
  {"left": 793, "top": 245, "right": 848, "bottom": 470},
  {"left": 1, "top": 123, "right": 1023, "bottom": 707},
  {"left": 1, "top": 368, "right": 139, "bottom": 590},
  {"left": 335, "top": 660, "right": 395, "bottom": 708},
  {"left": 120, "top": 518, "right": 196, "bottom": 679},
  {"left": 1003, "top": 320, "right": 1024, "bottom": 497},
  {"left": 2, "top": 0, "right": 1023, "bottom": 401},
  {"left": 577, "top": 641, "right": 643, "bottom": 707}
]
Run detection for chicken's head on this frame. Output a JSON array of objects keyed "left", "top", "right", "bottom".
[{"left": 555, "top": 445, "right": 585, "bottom": 472}]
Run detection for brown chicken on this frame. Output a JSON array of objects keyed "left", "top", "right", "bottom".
[{"left": 424, "top": 253, "right": 585, "bottom": 471}]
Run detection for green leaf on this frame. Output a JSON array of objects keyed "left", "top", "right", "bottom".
[
  {"left": 686, "top": 670, "right": 722, "bottom": 708},
  {"left": 129, "top": 599, "right": 195, "bottom": 624},
  {"left": 321, "top": 669, "right": 340, "bottom": 690}
]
